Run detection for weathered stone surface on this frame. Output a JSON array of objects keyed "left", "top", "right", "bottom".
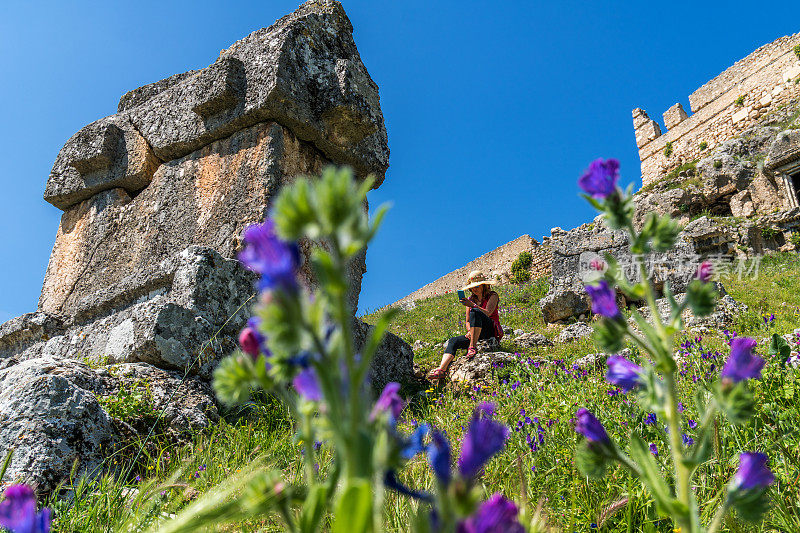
[
  {"left": 107, "top": 363, "right": 219, "bottom": 433},
  {"left": 633, "top": 187, "right": 693, "bottom": 227},
  {"left": 0, "top": 312, "right": 64, "bottom": 361},
  {"left": 0, "top": 356, "right": 221, "bottom": 492},
  {"left": 0, "top": 358, "right": 117, "bottom": 493},
  {"left": 512, "top": 332, "right": 553, "bottom": 348},
  {"left": 118, "top": 70, "right": 200, "bottom": 113},
  {"left": 556, "top": 322, "right": 594, "bottom": 343},
  {"left": 119, "top": 1, "right": 387, "bottom": 184},
  {"left": 352, "top": 319, "right": 414, "bottom": 393},
  {"left": 45, "top": 117, "right": 160, "bottom": 210},
  {"left": 46, "top": 2, "right": 387, "bottom": 213},
  {"left": 11, "top": 247, "right": 255, "bottom": 379},
  {"left": 41, "top": 122, "right": 324, "bottom": 318},
  {"left": 448, "top": 351, "right": 520, "bottom": 385},
  {"left": 765, "top": 130, "right": 800, "bottom": 170},
  {"left": 540, "top": 281, "right": 591, "bottom": 323},
  {"left": 696, "top": 154, "right": 753, "bottom": 203},
  {"left": 730, "top": 189, "right": 755, "bottom": 217},
  {"left": 632, "top": 287, "right": 746, "bottom": 331}
]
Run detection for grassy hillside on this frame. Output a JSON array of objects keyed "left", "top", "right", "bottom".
[{"left": 49, "top": 253, "right": 800, "bottom": 531}]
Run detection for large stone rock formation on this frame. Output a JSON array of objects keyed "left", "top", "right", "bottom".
[{"left": 0, "top": 0, "right": 413, "bottom": 492}]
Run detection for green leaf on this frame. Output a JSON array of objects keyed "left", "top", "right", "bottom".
[
  {"left": 715, "top": 382, "right": 755, "bottom": 425},
  {"left": 728, "top": 487, "right": 771, "bottom": 522},
  {"left": 685, "top": 279, "right": 717, "bottom": 317},
  {"left": 0, "top": 449, "right": 13, "bottom": 483},
  {"left": 299, "top": 485, "right": 328, "bottom": 533},
  {"left": 213, "top": 353, "right": 261, "bottom": 405},
  {"left": 575, "top": 441, "right": 610, "bottom": 478},
  {"left": 592, "top": 317, "right": 626, "bottom": 354},
  {"left": 628, "top": 435, "right": 674, "bottom": 517},
  {"left": 333, "top": 479, "right": 373, "bottom": 533},
  {"left": 768, "top": 333, "right": 792, "bottom": 365}
]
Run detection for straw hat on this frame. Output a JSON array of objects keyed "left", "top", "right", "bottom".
[{"left": 461, "top": 270, "right": 498, "bottom": 291}]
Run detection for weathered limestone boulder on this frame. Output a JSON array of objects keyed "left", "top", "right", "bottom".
[
  {"left": 448, "top": 352, "right": 520, "bottom": 385},
  {"left": 39, "top": 123, "right": 365, "bottom": 318},
  {"left": 556, "top": 322, "right": 594, "bottom": 343},
  {"left": 4, "top": 246, "right": 256, "bottom": 379},
  {"left": 352, "top": 320, "right": 414, "bottom": 394},
  {"left": 765, "top": 130, "right": 800, "bottom": 170},
  {"left": 696, "top": 154, "right": 753, "bottom": 203},
  {"left": 632, "top": 285, "right": 746, "bottom": 331},
  {"left": 0, "top": 358, "right": 117, "bottom": 493},
  {"left": 633, "top": 187, "right": 693, "bottom": 227},
  {"left": 541, "top": 218, "right": 700, "bottom": 323},
  {"left": 540, "top": 281, "right": 591, "bottom": 323},
  {"left": 0, "top": 0, "right": 399, "bottom": 495},
  {"left": 0, "top": 357, "right": 220, "bottom": 492},
  {"left": 730, "top": 189, "right": 755, "bottom": 217},
  {"left": 105, "top": 363, "right": 220, "bottom": 433},
  {"left": 512, "top": 332, "right": 553, "bottom": 348}
]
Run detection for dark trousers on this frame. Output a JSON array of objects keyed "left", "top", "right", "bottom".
[{"left": 444, "top": 308, "right": 496, "bottom": 354}]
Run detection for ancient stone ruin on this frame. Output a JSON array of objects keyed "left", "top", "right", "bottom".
[
  {"left": 0, "top": 0, "right": 414, "bottom": 492},
  {"left": 541, "top": 32, "right": 800, "bottom": 323}
]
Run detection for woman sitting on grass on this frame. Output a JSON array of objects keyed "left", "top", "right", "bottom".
[{"left": 426, "top": 270, "right": 503, "bottom": 380}]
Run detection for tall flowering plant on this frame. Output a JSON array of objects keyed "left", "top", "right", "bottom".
[
  {"left": 575, "top": 159, "right": 774, "bottom": 532},
  {"left": 159, "top": 167, "right": 524, "bottom": 532}
]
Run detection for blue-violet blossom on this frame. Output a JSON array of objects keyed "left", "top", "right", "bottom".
[
  {"left": 585, "top": 280, "right": 621, "bottom": 319},
  {"left": 721, "top": 337, "right": 765, "bottom": 382},
  {"left": 578, "top": 158, "right": 620, "bottom": 200}
]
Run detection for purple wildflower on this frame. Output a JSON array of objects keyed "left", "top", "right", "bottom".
[
  {"left": 371, "top": 382, "right": 405, "bottom": 421},
  {"left": 585, "top": 280, "right": 621, "bottom": 319},
  {"left": 428, "top": 430, "right": 452, "bottom": 486},
  {"left": 721, "top": 337, "right": 765, "bottom": 383},
  {"left": 238, "top": 219, "right": 300, "bottom": 292},
  {"left": 293, "top": 368, "right": 322, "bottom": 401},
  {"left": 401, "top": 424, "right": 429, "bottom": 460},
  {"left": 383, "top": 470, "right": 432, "bottom": 503},
  {"left": 573, "top": 408, "right": 610, "bottom": 444},
  {"left": 0, "top": 485, "right": 50, "bottom": 533},
  {"left": 682, "top": 434, "right": 694, "bottom": 447},
  {"left": 688, "top": 419, "right": 697, "bottom": 429},
  {"left": 457, "top": 493, "right": 525, "bottom": 533},
  {"left": 578, "top": 158, "right": 620, "bottom": 200},
  {"left": 458, "top": 404, "right": 509, "bottom": 479},
  {"left": 606, "top": 356, "right": 643, "bottom": 392},
  {"left": 649, "top": 443, "right": 658, "bottom": 456},
  {"left": 695, "top": 261, "right": 713, "bottom": 283},
  {"left": 732, "top": 452, "right": 774, "bottom": 491}
]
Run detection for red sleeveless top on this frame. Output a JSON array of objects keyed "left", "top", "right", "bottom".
[{"left": 474, "top": 291, "right": 503, "bottom": 340}]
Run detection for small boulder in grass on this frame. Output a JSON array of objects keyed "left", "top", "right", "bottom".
[
  {"left": 513, "top": 332, "right": 553, "bottom": 348},
  {"left": 557, "top": 322, "right": 594, "bottom": 343}
]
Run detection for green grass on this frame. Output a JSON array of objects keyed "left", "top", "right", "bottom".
[{"left": 47, "top": 256, "right": 800, "bottom": 531}]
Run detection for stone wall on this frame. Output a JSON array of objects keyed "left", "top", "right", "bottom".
[
  {"left": 389, "top": 235, "right": 551, "bottom": 308},
  {"left": 634, "top": 33, "right": 800, "bottom": 186}
]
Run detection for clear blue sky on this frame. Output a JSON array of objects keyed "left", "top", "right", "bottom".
[{"left": 1, "top": 1, "right": 798, "bottom": 322}]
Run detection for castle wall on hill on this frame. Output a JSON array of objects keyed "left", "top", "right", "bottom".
[
  {"left": 634, "top": 33, "right": 800, "bottom": 187},
  {"left": 388, "top": 235, "right": 551, "bottom": 309}
]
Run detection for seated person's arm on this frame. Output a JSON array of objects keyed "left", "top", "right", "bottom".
[{"left": 471, "top": 293, "right": 498, "bottom": 317}]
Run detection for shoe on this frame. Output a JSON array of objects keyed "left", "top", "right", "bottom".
[
  {"left": 426, "top": 367, "right": 446, "bottom": 380},
  {"left": 466, "top": 347, "right": 477, "bottom": 360}
]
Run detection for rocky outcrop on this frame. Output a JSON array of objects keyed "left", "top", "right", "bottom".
[
  {"left": 556, "top": 322, "right": 594, "bottom": 343},
  {"left": 3, "top": 246, "right": 256, "bottom": 378},
  {"left": 0, "top": 1, "right": 406, "bottom": 493},
  {"left": 352, "top": 320, "right": 414, "bottom": 394},
  {"left": 447, "top": 352, "right": 521, "bottom": 385},
  {"left": 541, "top": 218, "right": 699, "bottom": 323}
]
